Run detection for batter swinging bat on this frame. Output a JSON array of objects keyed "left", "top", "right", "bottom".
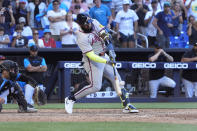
[{"left": 112, "top": 63, "right": 122, "bottom": 96}]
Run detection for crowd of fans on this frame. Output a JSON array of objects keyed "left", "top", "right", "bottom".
[{"left": 0, "top": 0, "right": 196, "bottom": 48}]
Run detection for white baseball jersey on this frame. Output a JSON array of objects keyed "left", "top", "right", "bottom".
[{"left": 76, "top": 19, "right": 106, "bottom": 61}]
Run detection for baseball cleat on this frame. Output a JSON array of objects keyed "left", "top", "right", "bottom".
[
  {"left": 123, "top": 104, "right": 139, "bottom": 113},
  {"left": 18, "top": 105, "right": 37, "bottom": 113},
  {"left": 27, "top": 104, "right": 38, "bottom": 112},
  {"left": 65, "top": 97, "right": 75, "bottom": 114}
]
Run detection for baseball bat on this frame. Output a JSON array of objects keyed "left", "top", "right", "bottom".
[{"left": 112, "top": 63, "right": 122, "bottom": 96}]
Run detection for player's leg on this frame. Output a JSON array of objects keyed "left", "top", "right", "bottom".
[
  {"left": 24, "top": 84, "right": 37, "bottom": 111},
  {"left": 103, "top": 63, "right": 139, "bottom": 113},
  {"left": 194, "top": 82, "right": 197, "bottom": 98},
  {"left": 149, "top": 79, "right": 160, "bottom": 98},
  {"left": 0, "top": 97, "right": 5, "bottom": 112},
  {"left": 160, "top": 76, "right": 176, "bottom": 88},
  {"left": 65, "top": 60, "right": 105, "bottom": 114},
  {"left": 182, "top": 78, "right": 194, "bottom": 98},
  {"left": 74, "top": 61, "right": 105, "bottom": 99},
  {"left": 13, "top": 84, "right": 37, "bottom": 113},
  {"left": 0, "top": 90, "right": 10, "bottom": 112}
]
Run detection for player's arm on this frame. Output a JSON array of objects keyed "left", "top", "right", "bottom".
[
  {"left": 162, "top": 50, "right": 174, "bottom": 62},
  {"left": 86, "top": 51, "right": 107, "bottom": 63},
  {"left": 181, "top": 51, "right": 197, "bottom": 62},
  {"left": 24, "top": 58, "right": 42, "bottom": 72},
  {"left": 36, "top": 58, "right": 47, "bottom": 72},
  {"left": 149, "top": 50, "right": 162, "bottom": 62}
]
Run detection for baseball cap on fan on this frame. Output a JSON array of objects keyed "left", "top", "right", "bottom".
[
  {"left": 123, "top": 0, "right": 130, "bottom": 5},
  {"left": 19, "top": 17, "right": 26, "bottom": 23},
  {"left": 19, "top": 0, "right": 26, "bottom": 4}
]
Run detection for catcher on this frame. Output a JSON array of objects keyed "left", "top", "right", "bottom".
[{"left": 0, "top": 60, "right": 47, "bottom": 113}]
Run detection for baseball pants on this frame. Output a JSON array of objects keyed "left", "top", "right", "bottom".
[
  {"left": 149, "top": 76, "right": 176, "bottom": 98},
  {"left": 74, "top": 54, "right": 123, "bottom": 99},
  {"left": 182, "top": 78, "right": 197, "bottom": 98}
]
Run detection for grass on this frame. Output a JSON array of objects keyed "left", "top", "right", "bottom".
[
  {"left": 0, "top": 122, "right": 197, "bottom": 131},
  {"left": 3, "top": 102, "right": 197, "bottom": 109},
  {"left": 2, "top": 103, "right": 197, "bottom": 131}
]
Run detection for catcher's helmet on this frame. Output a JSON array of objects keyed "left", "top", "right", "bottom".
[{"left": 0, "top": 60, "right": 19, "bottom": 79}]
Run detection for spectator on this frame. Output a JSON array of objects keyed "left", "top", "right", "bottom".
[
  {"left": 185, "top": 0, "right": 197, "bottom": 20},
  {"left": 130, "top": 0, "right": 149, "bottom": 35},
  {"left": 27, "top": 0, "right": 47, "bottom": 29},
  {"left": 0, "top": 6, "right": 15, "bottom": 35},
  {"left": 15, "top": 0, "right": 28, "bottom": 25},
  {"left": 42, "top": 28, "right": 56, "bottom": 48},
  {"left": 115, "top": 0, "right": 138, "bottom": 48},
  {"left": 28, "top": 29, "right": 45, "bottom": 48},
  {"left": 187, "top": 15, "right": 197, "bottom": 47},
  {"left": 61, "top": 0, "right": 72, "bottom": 9},
  {"left": 47, "top": 0, "right": 69, "bottom": 12},
  {"left": 181, "top": 43, "right": 197, "bottom": 98},
  {"left": 152, "top": 2, "right": 173, "bottom": 48},
  {"left": 101, "top": 0, "right": 112, "bottom": 9},
  {"left": 111, "top": 0, "right": 124, "bottom": 19},
  {"left": 144, "top": 0, "right": 161, "bottom": 47},
  {"left": 0, "top": 26, "right": 10, "bottom": 48},
  {"left": 47, "top": 0, "right": 67, "bottom": 41},
  {"left": 2, "top": 0, "right": 18, "bottom": 14},
  {"left": 23, "top": 45, "right": 47, "bottom": 109},
  {"left": 69, "top": 0, "right": 89, "bottom": 14},
  {"left": 72, "top": 4, "right": 85, "bottom": 20},
  {"left": 148, "top": 45, "right": 176, "bottom": 98},
  {"left": 171, "top": 2, "right": 183, "bottom": 36},
  {"left": 13, "top": 17, "right": 33, "bottom": 37},
  {"left": 176, "top": 0, "right": 187, "bottom": 21},
  {"left": 143, "top": 0, "right": 151, "bottom": 9},
  {"left": 89, "top": 0, "right": 112, "bottom": 28},
  {"left": 60, "top": 12, "right": 79, "bottom": 47},
  {"left": 11, "top": 25, "right": 28, "bottom": 48}
]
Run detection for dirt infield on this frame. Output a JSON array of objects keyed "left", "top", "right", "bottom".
[{"left": 0, "top": 109, "right": 197, "bottom": 124}]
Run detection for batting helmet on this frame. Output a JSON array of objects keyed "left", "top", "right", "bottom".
[{"left": 76, "top": 13, "right": 92, "bottom": 25}]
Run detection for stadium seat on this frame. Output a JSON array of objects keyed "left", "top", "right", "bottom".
[
  {"left": 26, "top": 36, "right": 33, "bottom": 40},
  {"left": 38, "top": 30, "right": 44, "bottom": 38},
  {"left": 8, "top": 35, "right": 13, "bottom": 47},
  {"left": 56, "top": 41, "right": 62, "bottom": 48}
]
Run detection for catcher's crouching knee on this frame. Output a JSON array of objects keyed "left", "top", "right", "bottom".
[
  {"left": 0, "top": 104, "right": 2, "bottom": 112},
  {"left": 34, "top": 87, "right": 47, "bottom": 106},
  {"left": 0, "top": 98, "right": 5, "bottom": 104}
]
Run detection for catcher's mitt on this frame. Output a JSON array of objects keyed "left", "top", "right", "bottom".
[{"left": 34, "top": 86, "right": 47, "bottom": 106}]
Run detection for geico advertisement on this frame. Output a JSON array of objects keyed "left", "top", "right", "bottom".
[
  {"left": 131, "top": 62, "right": 192, "bottom": 69},
  {"left": 64, "top": 62, "right": 122, "bottom": 68}
]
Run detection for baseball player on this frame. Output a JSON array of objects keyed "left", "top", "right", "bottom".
[
  {"left": 65, "top": 13, "right": 139, "bottom": 114},
  {"left": 0, "top": 60, "right": 46, "bottom": 113}
]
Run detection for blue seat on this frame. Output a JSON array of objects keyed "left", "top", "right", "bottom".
[
  {"left": 38, "top": 30, "right": 44, "bottom": 38},
  {"left": 26, "top": 36, "right": 33, "bottom": 40},
  {"left": 169, "top": 36, "right": 181, "bottom": 48},
  {"left": 8, "top": 35, "right": 13, "bottom": 47},
  {"left": 56, "top": 41, "right": 62, "bottom": 48}
]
